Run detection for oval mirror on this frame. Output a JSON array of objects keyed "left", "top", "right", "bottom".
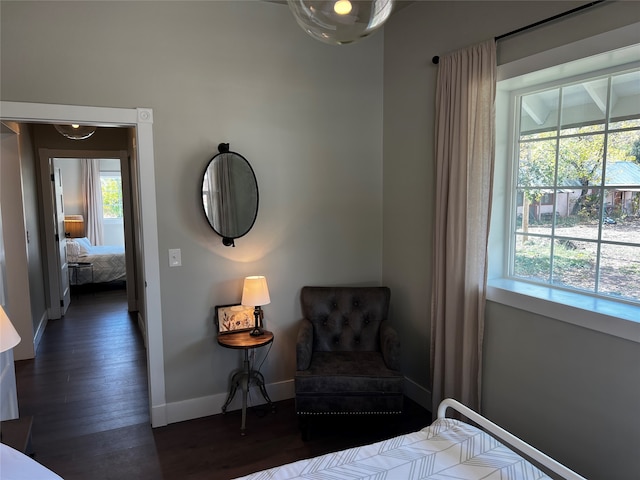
[{"left": 201, "top": 143, "right": 259, "bottom": 247}]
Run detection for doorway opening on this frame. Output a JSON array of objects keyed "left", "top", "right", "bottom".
[{"left": 0, "top": 101, "right": 166, "bottom": 427}]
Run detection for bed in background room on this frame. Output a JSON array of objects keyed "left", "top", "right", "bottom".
[
  {"left": 66, "top": 237, "right": 126, "bottom": 285},
  {"left": 233, "top": 398, "right": 586, "bottom": 480}
]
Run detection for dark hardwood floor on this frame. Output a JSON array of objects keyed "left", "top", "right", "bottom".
[{"left": 14, "top": 286, "right": 432, "bottom": 479}]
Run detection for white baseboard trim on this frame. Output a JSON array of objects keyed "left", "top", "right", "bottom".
[
  {"left": 164, "top": 379, "right": 295, "bottom": 425},
  {"left": 33, "top": 311, "right": 48, "bottom": 352},
  {"left": 403, "top": 377, "right": 432, "bottom": 412},
  {"left": 160, "top": 377, "right": 431, "bottom": 426},
  {"left": 137, "top": 312, "right": 147, "bottom": 347},
  {"left": 150, "top": 403, "right": 168, "bottom": 428}
]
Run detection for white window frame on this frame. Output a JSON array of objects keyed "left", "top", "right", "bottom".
[
  {"left": 488, "top": 23, "right": 640, "bottom": 344},
  {"left": 100, "top": 170, "right": 124, "bottom": 220}
]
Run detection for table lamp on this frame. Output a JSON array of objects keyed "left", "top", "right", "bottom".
[
  {"left": 0, "top": 305, "right": 21, "bottom": 353},
  {"left": 241, "top": 276, "right": 270, "bottom": 337},
  {"left": 64, "top": 215, "right": 85, "bottom": 238}
]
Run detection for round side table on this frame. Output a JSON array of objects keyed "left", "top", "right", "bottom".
[{"left": 217, "top": 330, "right": 275, "bottom": 435}]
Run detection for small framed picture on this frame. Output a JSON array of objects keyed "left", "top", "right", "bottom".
[{"left": 215, "top": 304, "right": 256, "bottom": 334}]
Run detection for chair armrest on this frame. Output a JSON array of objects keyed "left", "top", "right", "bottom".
[
  {"left": 380, "top": 321, "right": 401, "bottom": 371},
  {"left": 296, "top": 318, "right": 313, "bottom": 371}
]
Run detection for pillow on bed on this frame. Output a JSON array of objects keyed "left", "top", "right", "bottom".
[
  {"left": 75, "top": 237, "right": 92, "bottom": 251},
  {"left": 66, "top": 240, "right": 80, "bottom": 261},
  {"left": 67, "top": 237, "right": 90, "bottom": 259}
]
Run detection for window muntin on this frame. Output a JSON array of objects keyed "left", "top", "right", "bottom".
[{"left": 510, "top": 69, "right": 640, "bottom": 304}]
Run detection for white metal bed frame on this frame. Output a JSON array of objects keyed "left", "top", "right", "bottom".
[{"left": 437, "top": 398, "right": 587, "bottom": 480}]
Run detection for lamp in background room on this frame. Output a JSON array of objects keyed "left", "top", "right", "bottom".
[
  {"left": 64, "top": 215, "right": 85, "bottom": 238},
  {"left": 287, "top": 0, "right": 394, "bottom": 45},
  {"left": 241, "top": 276, "right": 270, "bottom": 337},
  {"left": 0, "top": 305, "right": 21, "bottom": 353},
  {"left": 54, "top": 124, "right": 96, "bottom": 140}
]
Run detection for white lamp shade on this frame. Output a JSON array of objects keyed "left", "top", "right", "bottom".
[
  {"left": 287, "top": 0, "right": 395, "bottom": 46},
  {"left": 64, "top": 215, "right": 85, "bottom": 238},
  {"left": 241, "top": 276, "right": 271, "bottom": 307},
  {"left": 0, "top": 306, "right": 21, "bottom": 353}
]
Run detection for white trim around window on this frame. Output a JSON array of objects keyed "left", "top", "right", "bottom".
[
  {"left": 487, "top": 279, "right": 640, "bottom": 342},
  {"left": 489, "top": 22, "right": 640, "bottom": 344}
]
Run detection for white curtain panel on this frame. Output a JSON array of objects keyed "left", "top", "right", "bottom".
[
  {"left": 430, "top": 39, "right": 496, "bottom": 414},
  {"left": 82, "top": 158, "right": 104, "bottom": 246},
  {"left": 217, "top": 153, "right": 238, "bottom": 236}
]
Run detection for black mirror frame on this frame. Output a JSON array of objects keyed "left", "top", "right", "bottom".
[{"left": 201, "top": 143, "right": 259, "bottom": 247}]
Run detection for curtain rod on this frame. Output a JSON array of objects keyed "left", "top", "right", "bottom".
[{"left": 431, "top": 0, "right": 606, "bottom": 65}]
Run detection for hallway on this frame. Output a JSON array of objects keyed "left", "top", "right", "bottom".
[{"left": 14, "top": 286, "right": 162, "bottom": 478}]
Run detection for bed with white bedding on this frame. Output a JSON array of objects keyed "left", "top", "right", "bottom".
[
  {"left": 233, "top": 399, "right": 586, "bottom": 480},
  {"left": 66, "top": 237, "right": 126, "bottom": 285}
]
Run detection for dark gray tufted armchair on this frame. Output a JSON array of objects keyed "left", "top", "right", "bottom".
[{"left": 295, "top": 286, "right": 403, "bottom": 425}]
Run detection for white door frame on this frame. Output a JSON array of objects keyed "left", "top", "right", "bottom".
[{"left": 0, "top": 101, "right": 167, "bottom": 427}]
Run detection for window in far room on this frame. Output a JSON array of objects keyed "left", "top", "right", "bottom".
[
  {"left": 100, "top": 171, "right": 123, "bottom": 219},
  {"left": 99, "top": 159, "right": 125, "bottom": 246}
]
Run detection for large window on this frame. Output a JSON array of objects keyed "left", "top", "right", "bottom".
[{"left": 509, "top": 69, "right": 640, "bottom": 304}]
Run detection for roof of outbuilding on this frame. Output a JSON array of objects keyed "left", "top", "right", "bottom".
[{"left": 606, "top": 161, "right": 640, "bottom": 186}]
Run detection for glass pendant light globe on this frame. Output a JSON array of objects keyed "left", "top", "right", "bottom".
[
  {"left": 287, "top": 0, "right": 395, "bottom": 46},
  {"left": 54, "top": 124, "right": 97, "bottom": 140}
]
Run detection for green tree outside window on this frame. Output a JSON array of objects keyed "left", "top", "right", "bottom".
[{"left": 101, "top": 175, "right": 123, "bottom": 219}]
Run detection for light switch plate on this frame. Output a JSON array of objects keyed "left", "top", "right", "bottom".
[{"left": 169, "top": 248, "right": 182, "bottom": 267}]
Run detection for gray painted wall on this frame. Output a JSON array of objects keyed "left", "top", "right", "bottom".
[
  {"left": 484, "top": 302, "right": 640, "bottom": 479},
  {"left": 383, "top": 2, "right": 640, "bottom": 478},
  {"left": 0, "top": 125, "right": 19, "bottom": 420},
  {"left": 3, "top": 0, "right": 639, "bottom": 477},
  {"left": 1, "top": 123, "right": 34, "bottom": 360},
  {"left": 17, "top": 126, "right": 47, "bottom": 351},
  {"left": 1, "top": 1, "right": 384, "bottom": 407}
]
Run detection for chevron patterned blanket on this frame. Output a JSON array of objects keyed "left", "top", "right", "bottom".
[{"left": 235, "top": 418, "right": 551, "bottom": 480}]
